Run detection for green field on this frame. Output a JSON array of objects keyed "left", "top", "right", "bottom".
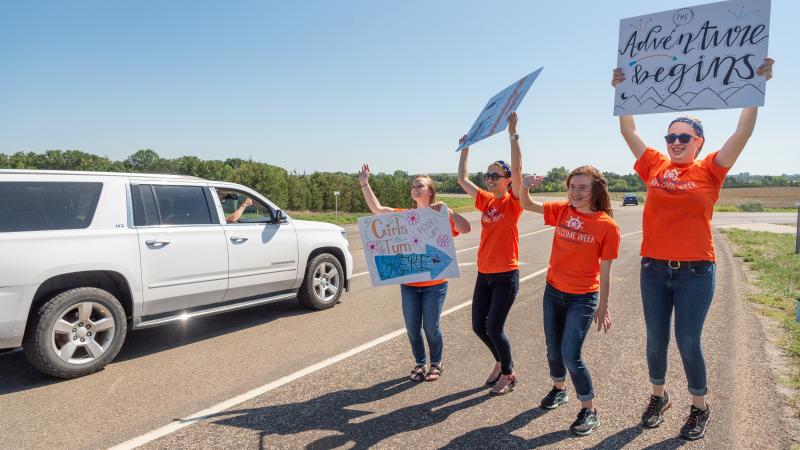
[{"left": 721, "top": 229, "right": 800, "bottom": 388}]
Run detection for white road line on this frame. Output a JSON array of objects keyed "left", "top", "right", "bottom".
[
  {"left": 110, "top": 266, "right": 552, "bottom": 450},
  {"left": 111, "top": 227, "right": 637, "bottom": 449},
  {"left": 621, "top": 230, "right": 642, "bottom": 238}
]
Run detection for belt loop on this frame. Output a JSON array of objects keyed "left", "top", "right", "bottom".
[{"left": 668, "top": 260, "right": 681, "bottom": 270}]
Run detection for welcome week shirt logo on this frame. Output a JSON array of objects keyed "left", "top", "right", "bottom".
[
  {"left": 482, "top": 206, "right": 503, "bottom": 224},
  {"left": 555, "top": 215, "right": 596, "bottom": 244},
  {"left": 650, "top": 168, "right": 698, "bottom": 191}
]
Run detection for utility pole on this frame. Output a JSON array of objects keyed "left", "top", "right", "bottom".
[
  {"left": 796, "top": 202, "right": 800, "bottom": 255},
  {"left": 334, "top": 191, "right": 340, "bottom": 221}
]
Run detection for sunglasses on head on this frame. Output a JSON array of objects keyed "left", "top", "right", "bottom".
[
  {"left": 664, "top": 133, "right": 696, "bottom": 144},
  {"left": 483, "top": 173, "right": 508, "bottom": 181}
]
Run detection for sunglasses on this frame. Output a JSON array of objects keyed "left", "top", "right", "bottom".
[
  {"left": 483, "top": 173, "right": 509, "bottom": 181},
  {"left": 664, "top": 133, "right": 696, "bottom": 144}
]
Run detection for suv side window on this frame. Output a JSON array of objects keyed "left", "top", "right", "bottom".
[
  {"left": 0, "top": 181, "right": 102, "bottom": 232},
  {"left": 131, "top": 184, "right": 160, "bottom": 226},
  {"left": 150, "top": 185, "right": 217, "bottom": 226},
  {"left": 216, "top": 188, "right": 274, "bottom": 223}
]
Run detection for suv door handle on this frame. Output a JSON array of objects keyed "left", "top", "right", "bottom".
[
  {"left": 145, "top": 239, "right": 170, "bottom": 247},
  {"left": 230, "top": 236, "right": 249, "bottom": 243}
]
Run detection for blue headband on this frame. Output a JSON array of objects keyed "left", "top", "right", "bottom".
[
  {"left": 493, "top": 160, "right": 512, "bottom": 177},
  {"left": 670, "top": 117, "right": 704, "bottom": 138}
]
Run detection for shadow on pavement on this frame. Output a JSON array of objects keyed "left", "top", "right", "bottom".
[
  {"left": 586, "top": 425, "right": 644, "bottom": 449},
  {"left": 193, "top": 377, "right": 491, "bottom": 449},
  {"left": 0, "top": 298, "right": 313, "bottom": 395},
  {"left": 642, "top": 436, "right": 688, "bottom": 449},
  {"left": 441, "top": 407, "right": 554, "bottom": 448}
]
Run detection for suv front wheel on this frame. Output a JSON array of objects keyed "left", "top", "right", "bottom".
[
  {"left": 297, "top": 253, "right": 344, "bottom": 310},
  {"left": 24, "top": 287, "right": 127, "bottom": 379}
]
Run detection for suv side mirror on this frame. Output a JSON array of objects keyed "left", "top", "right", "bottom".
[{"left": 274, "top": 209, "right": 288, "bottom": 224}]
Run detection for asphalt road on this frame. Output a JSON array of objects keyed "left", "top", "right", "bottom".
[{"left": 0, "top": 205, "right": 795, "bottom": 449}]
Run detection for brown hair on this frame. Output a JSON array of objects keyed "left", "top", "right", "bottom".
[
  {"left": 487, "top": 162, "right": 513, "bottom": 194},
  {"left": 565, "top": 166, "right": 613, "bottom": 217},
  {"left": 411, "top": 174, "right": 437, "bottom": 208}
]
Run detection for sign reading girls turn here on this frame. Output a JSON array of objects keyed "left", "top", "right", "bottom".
[
  {"left": 358, "top": 207, "right": 460, "bottom": 287},
  {"left": 614, "top": 0, "right": 770, "bottom": 115}
]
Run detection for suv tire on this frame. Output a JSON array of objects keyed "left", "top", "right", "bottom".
[
  {"left": 24, "top": 287, "right": 127, "bottom": 379},
  {"left": 297, "top": 253, "right": 344, "bottom": 310}
]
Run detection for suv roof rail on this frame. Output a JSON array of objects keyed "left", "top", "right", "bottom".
[{"left": 0, "top": 169, "right": 207, "bottom": 181}]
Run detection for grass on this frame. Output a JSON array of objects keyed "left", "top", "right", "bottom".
[
  {"left": 288, "top": 196, "right": 476, "bottom": 225},
  {"left": 288, "top": 211, "right": 369, "bottom": 225},
  {"left": 721, "top": 229, "right": 800, "bottom": 386},
  {"left": 714, "top": 205, "right": 797, "bottom": 213},
  {"left": 718, "top": 186, "right": 800, "bottom": 209}
]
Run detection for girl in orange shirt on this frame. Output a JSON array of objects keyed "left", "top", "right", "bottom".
[
  {"left": 512, "top": 113, "right": 620, "bottom": 436},
  {"left": 457, "top": 118, "right": 524, "bottom": 396},
  {"left": 359, "top": 165, "right": 471, "bottom": 383},
  {"left": 611, "top": 57, "right": 774, "bottom": 441}
]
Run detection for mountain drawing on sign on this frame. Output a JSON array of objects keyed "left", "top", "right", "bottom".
[
  {"left": 374, "top": 245, "right": 453, "bottom": 281},
  {"left": 615, "top": 83, "right": 765, "bottom": 113}
]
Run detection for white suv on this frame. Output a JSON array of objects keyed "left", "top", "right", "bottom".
[{"left": 0, "top": 170, "right": 352, "bottom": 378}]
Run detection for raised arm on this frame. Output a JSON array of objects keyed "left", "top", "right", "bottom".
[
  {"left": 508, "top": 112, "right": 544, "bottom": 213},
  {"left": 715, "top": 58, "right": 774, "bottom": 168},
  {"left": 456, "top": 135, "right": 479, "bottom": 200},
  {"left": 358, "top": 164, "right": 394, "bottom": 214},
  {"left": 226, "top": 197, "right": 253, "bottom": 223},
  {"left": 612, "top": 68, "right": 647, "bottom": 160},
  {"left": 519, "top": 175, "right": 545, "bottom": 214},
  {"left": 508, "top": 113, "right": 522, "bottom": 200}
]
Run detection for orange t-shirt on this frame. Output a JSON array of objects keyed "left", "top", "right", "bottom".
[
  {"left": 475, "top": 189, "right": 523, "bottom": 274},
  {"left": 392, "top": 208, "right": 460, "bottom": 288},
  {"left": 543, "top": 201, "right": 621, "bottom": 294},
  {"left": 635, "top": 147, "right": 730, "bottom": 261}
]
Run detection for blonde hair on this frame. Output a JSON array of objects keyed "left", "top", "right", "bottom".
[{"left": 411, "top": 174, "right": 437, "bottom": 208}]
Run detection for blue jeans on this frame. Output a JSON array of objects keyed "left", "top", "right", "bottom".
[
  {"left": 640, "top": 257, "right": 716, "bottom": 396},
  {"left": 542, "top": 283, "right": 599, "bottom": 401},
  {"left": 400, "top": 282, "right": 448, "bottom": 366},
  {"left": 472, "top": 270, "right": 519, "bottom": 375}
]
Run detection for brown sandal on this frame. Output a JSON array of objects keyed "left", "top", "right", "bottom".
[
  {"left": 409, "top": 365, "right": 426, "bottom": 382},
  {"left": 489, "top": 374, "right": 517, "bottom": 396},
  {"left": 424, "top": 365, "right": 443, "bottom": 382}
]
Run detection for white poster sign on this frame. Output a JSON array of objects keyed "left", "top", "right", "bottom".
[
  {"left": 358, "top": 207, "right": 459, "bottom": 287},
  {"left": 457, "top": 67, "right": 543, "bottom": 151},
  {"left": 614, "top": 0, "right": 770, "bottom": 115}
]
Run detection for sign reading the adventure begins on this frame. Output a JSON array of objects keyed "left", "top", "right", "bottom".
[{"left": 614, "top": 0, "right": 770, "bottom": 116}]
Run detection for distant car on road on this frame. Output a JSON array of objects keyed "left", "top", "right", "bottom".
[
  {"left": 622, "top": 193, "right": 638, "bottom": 206},
  {"left": 0, "top": 169, "right": 353, "bottom": 378}
]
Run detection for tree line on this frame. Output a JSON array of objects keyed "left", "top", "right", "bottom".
[{"left": 1, "top": 149, "right": 796, "bottom": 212}]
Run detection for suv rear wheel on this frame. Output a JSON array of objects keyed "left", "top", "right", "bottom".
[
  {"left": 297, "top": 253, "right": 344, "bottom": 310},
  {"left": 24, "top": 287, "right": 127, "bottom": 379}
]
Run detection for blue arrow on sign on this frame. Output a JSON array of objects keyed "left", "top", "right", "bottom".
[{"left": 375, "top": 245, "right": 453, "bottom": 281}]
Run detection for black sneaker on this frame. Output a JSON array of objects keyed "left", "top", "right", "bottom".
[
  {"left": 570, "top": 408, "right": 600, "bottom": 436},
  {"left": 640, "top": 391, "right": 672, "bottom": 428},
  {"left": 540, "top": 387, "right": 568, "bottom": 409},
  {"left": 680, "top": 404, "right": 711, "bottom": 440}
]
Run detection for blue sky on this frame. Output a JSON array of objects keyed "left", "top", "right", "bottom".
[{"left": 1, "top": 0, "right": 796, "bottom": 176}]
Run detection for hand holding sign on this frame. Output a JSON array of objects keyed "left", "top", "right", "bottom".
[
  {"left": 613, "top": 0, "right": 771, "bottom": 116},
  {"left": 457, "top": 67, "right": 543, "bottom": 151}
]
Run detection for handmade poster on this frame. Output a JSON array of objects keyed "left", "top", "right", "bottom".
[
  {"left": 457, "top": 67, "right": 543, "bottom": 151},
  {"left": 358, "top": 207, "right": 459, "bottom": 287},
  {"left": 614, "top": 0, "right": 770, "bottom": 115}
]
